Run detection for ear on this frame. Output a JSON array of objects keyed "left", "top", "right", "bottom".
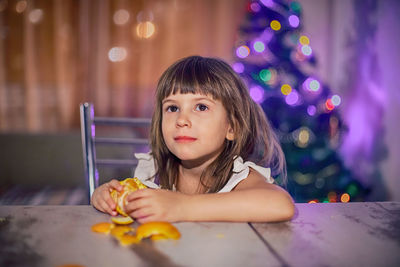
[{"left": 226, "top": 126, "right": 235, "bottom": 141}]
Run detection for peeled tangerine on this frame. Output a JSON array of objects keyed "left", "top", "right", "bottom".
[{"left": 110, "top": 177, "right": 147, "bottom": 220}]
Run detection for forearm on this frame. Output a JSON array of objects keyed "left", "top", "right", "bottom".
[{"left": 181, "top": 188, "right": 294, "bottom": 222}]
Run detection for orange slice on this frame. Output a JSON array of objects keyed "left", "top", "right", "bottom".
[
  {"left": 118, "top": 233, "right": 140, "bottom": 246},
  {"left": 110, "top": 225, "right": 134, "bottom": 238},
  {"left": 111, "top": 177, "right": 147, "bottom": 217},
  {"left": 91, "top": 222, "right": 114, "bottom": 234},
  {"left": 111, "top": 215, "right": 134, "bottom": 225},
  {"left": 136, "top": 222, "right": 181, "bottom": 241}
]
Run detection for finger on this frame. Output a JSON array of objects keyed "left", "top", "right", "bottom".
[
  {"left": 137, "top": 214, "right": 158, "bottom": 224},
  {"left": 126, "top": 188, "right": 151, "bottom": 202},
  {"left": 99, "top": 199, "right": 116, "bottom": 216},
  {"left": 131, "top": 207, "right": 154, "bottom": 220},
  {"left": 109, "top": 179, "right": 123, "bottom": 191}
]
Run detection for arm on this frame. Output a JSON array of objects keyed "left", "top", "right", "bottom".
[{"left": 125, "top": 170, "right": 294, "bottom": 223}]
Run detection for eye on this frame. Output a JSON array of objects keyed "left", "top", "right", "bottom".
[
  {"left": 165, "top": 105, "right": 179, "bottom": 112},
  {"left": 195, "top": 104, "right": 208, "bottom": 111}
]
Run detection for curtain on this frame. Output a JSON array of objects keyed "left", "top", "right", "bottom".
[{"left": 0, "top": 0, "right": 247, "bottom": 132}]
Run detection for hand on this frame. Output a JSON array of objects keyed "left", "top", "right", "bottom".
[
  {"left": 124, "top": 189, "right": 188, "bottom": 223},
  {"left": 91, "top": 179, "right": 123, "bottom": 216}
]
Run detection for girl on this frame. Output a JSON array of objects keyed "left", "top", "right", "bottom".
[{"left": 92, "top": 56, "right": 294, "bottom": 223}]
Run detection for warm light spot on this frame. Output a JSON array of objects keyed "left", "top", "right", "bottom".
[
  {"left": 298, "top": 128, "right": 310, "bottom": 146},
  {"left": 270, "top": 20, "right": 281, "bottom": 31},
  {"left": 325, "top": 99, "right": 335, "bottom": 111},
  {"left": 281, "top": 84, "right": 292, "bottom": 95},
  {"left": 341, "top": 193, "right": 350, "bottom": 203},
  {"left": 136, "top": 21, "right": 155, "bottom": 39},
  {"left": 113, "top": 9, "right": 130, "bottom": 25},
  {"left": 328, "top": 191, "right": 337, "bottom": 202},
  {"left": 16, "top": 0, "right": 27, "bottom": 13},
  {"left": 28, "top": 9, "right": 43, "bottom": 23},
  {"left": 308, "top": 200, "right": 318, "bottom": 204},
  {"left": 299, "top": 35, "right": 310, "bottom": 45}
]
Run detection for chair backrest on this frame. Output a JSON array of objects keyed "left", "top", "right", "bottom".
[{"left": 80, "top": 102, "right": 151, "bottom": 203}]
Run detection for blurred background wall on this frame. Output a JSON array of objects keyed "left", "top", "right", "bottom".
[{"left": 0, "top": 0, "right": 399, "bottom": 201}]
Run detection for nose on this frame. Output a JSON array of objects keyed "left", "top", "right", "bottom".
[{"left": 176, "top": 111, "right": 191, "bottom": 128}]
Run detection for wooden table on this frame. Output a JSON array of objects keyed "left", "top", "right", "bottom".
[{"left": 1, "top": 202, "right": 399, "bottom": 267}]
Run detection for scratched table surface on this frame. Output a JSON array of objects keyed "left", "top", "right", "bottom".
[{"left": 0, "top": 202, "right": 399, "bottom": 267}]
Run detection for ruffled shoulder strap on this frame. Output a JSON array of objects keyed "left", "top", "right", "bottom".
[
  {"left": 133, "top": 152, "right": 159, "bottom": 189},
  {"left": 218, "top": 156, "right": 273, "bottom": 193}
]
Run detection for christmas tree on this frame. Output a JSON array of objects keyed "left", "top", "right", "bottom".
[{"left": 232, "top": 0, "right": 367, "bottom": 202}]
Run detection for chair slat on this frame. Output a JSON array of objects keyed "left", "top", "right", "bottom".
[
  {"left": 96, "top": 159, "right": 138, "bottom": 166},
  {"left": 94, "top": 137, "right": 148, "bottom": 145},
  {"left": 94, "top": 117, "right": 151, "bottom": 126}
]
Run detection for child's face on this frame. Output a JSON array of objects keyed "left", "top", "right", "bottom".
[{"left": 161, "top": 92, "right": 234, "bottom": 167}]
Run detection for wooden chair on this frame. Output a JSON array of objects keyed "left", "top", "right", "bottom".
[{"left": 80, "top": 102, "right": 151, "bottom": 203}]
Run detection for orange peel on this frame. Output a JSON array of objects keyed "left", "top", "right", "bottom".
[
  {"left": 118, "top": 233, "right": 140, "bottom": 246},
  {"left": 111, "top": 177, "right": 147, "bottom": 217},
  {"left": 91, "top": 222, "right": 114, "bottom": 234},
  {"left": 110, "top": 225, "right": 134, "bottom": 238},
  {"left": 136, "top": 222, "right": 181, "bottom": 241},
  {"left": 111, "top": 215, "right": 134, "bottom": 225}
]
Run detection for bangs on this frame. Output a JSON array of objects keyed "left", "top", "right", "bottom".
[{"left": 158, "top": 56, "right": 225, "bottom": 101}]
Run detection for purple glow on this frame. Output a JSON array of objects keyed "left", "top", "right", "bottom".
[
  {"left": 236, "top": 46, "right": 250, "bottom": 58},
  {"left": 288, "top": 15, "right": 300, "bottom": 28},
  {"left": 303, "top": 77, "right": 320, "bottom": 92},
  {"left": 232, "top": 62, "right": 245, "bottom": 73},
  {"left": 307, "top": 105, "right": 316, "bottom": 116},
  {"left": 260, "top": 0, "right": 274, "bottom": 7},
  {"left": 250, "top": 2, "right": 261, "bottom": 12},
  {"left": 285, "top": 90, "right": 299, "bottom": 105},
  {"left": 249, "top": 86, "right": 264, "bottom": 103}
]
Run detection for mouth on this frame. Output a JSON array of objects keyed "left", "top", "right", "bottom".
[{"left": 174, "top": 136, "right": 197, "bottom": 143}]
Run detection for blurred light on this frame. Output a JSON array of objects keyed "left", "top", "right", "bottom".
[
  {"left": 299, "top": 35, "right": 310, "bottom": 45},
  {"left": 290, "top": 1, "right": 302, "bottom": 13},
  {"left": 113, "top": 9, "right": 130, "bottom": 25},
  {"left": 281, "top": 84, "right": 292, "bottom": 95},
  {"left": 310, "top": 79, "right": 320, "bottom": 91},
  {"left": 308, "top": 200, "right": 318, "bottom": 204},
  {"left": 315, "top": 177, "right": 325, "bottom": 188},
  {"left": 250, "top": 2, "right": 261, "bottom": 12},
  {"left": 285, "top": 90, "right": 299, "bottom": 105},
  {"left": 0, "top": 0, "right": 7, "bottom": 12},
  {"left": 301, "top": 45, "right": 312, "bottom": 56},
  {"left": 288, "top": 15, "right": 300, "bottom": 28},
  {"left": 270, "top": 20, "right": 281, "bottom": 31},
  {"left": 259, "top": 69, "right": 271, "bottom": 82},
  {"left": 29, "top": 9, "right": 43, "bottom": 24},
  {"left": 325, "top": 99, "right": 335, "bottom": 111},
  {"left": 232, "top": 62, "right": 244, "bottom": 74},
  {"left": 136, "top": 21, "right": 155, "bottom": 39},
  {"left": 297, "top": 128, "right": 310, "bottom": 147},
  {"left": 328, "top": 191, "right": 337, "bottom": 202},
  {"left": 331, "top": 94, "right": 341, "bottom": 106},
  {"left": 307, "top": 105, "right": 316, "bottom": 116},
  {"left": 347, "top": 184, "right": 359, "bottom": 196},
  {"left": 340, "top": 193, "right": 350, "bottom": 203},
  {"left": 253, "top": 41, "right": 265, "bottom": 52},
  {"left": 108, "top": 47, "right": 127, "bottom": 62},
  {"left": 260, "top": 0, "right": 274, "bottom": 7},
  {"left": 249, "top": 86, "right": 264, "bottom": 103},
  {"left": 16, "top": 0, "right": 26, "bottom": 13},
  {"left": 236, "top": 45, "right": 250, "bottom": 58}
]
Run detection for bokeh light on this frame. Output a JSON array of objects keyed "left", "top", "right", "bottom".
[
  {"left": 288, "top": 15, "right": 300, "bottom": 28},
  {"left": 308, "top": 199, "right": 319, "bottom": 204},
  {"left": 232, "top": 62, "right": 244, "bottom": 74},
  {"left": 303, "top": 77, "right": 320, "bottom": 92},
  {"left": 331, "top": 94, "right": 341, "bottom": 106},
  {"left": 297, "top": 128, "right": 310, "bottom": 147},
  {"left": 328, "top": 191, "right": 337, "bottom": 202},
  {"left": 270, "top": 20, "right": 281, "bottom": 31},
  {"left": 253, "top": 41, "right": 265, "bottom": 52},
  {"left": 307, "top": 105, "right": 316, "bottom": 116},
  {"left": 136, "top": 21, "right": 155, "bottom": 39},
  {"left": 29, "top": 9, "right": 43, "bottom": 23},
  {"left": 285, "top": 90, "right": 299, "bottom": 105},
  {"left": 325, "top": 99, "right": 335, "bottom": 111},
  {"left": 340, "top": 193, "right": 350, "bottom": 203},
  {"left": 301, "top": 45, "right": 312, "bottom": 56},
  {"left": 16, "top": 0, "right": 27, "bottom": 13},
  {"left": 108, "top": 47, "right": 127, "bottom": 62},
  {"left": 113, "top": 9, "right": 130, "bottom": 25},
  {"left": 281, "top": 84, "right": 292, "bottom": 95},
  {"left": 249, "top": 86, "right": 264, "bottom": 103},
  {"left": 290, "top": 1, "right": 302, "bottom": 13},
  {"left": 299, "top": 35, "right": 310, "bottom": 45},
  {"left": 250, "top": 2, "right": 261, "bottom": 12},
  {"left": 259, "top": 69, "right": 271, "bottom": 82},
  {"left": 260, "top": 0, "right": 274, "bottom": 7},
  {"left": 236, "top": 45, "right": 250, "bottom": 58}
]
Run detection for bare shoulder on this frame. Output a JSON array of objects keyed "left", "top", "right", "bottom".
[{"left": 233, "top": 168, "right": 283, "bottom": 191}]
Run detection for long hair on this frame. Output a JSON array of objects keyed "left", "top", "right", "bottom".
[{"left": 150, "top": 56, "right": 286, "bottom": 193}]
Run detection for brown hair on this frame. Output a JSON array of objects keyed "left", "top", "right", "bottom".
[{"left": 150, "top": 56, "right": 286, "bottom": 193}]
